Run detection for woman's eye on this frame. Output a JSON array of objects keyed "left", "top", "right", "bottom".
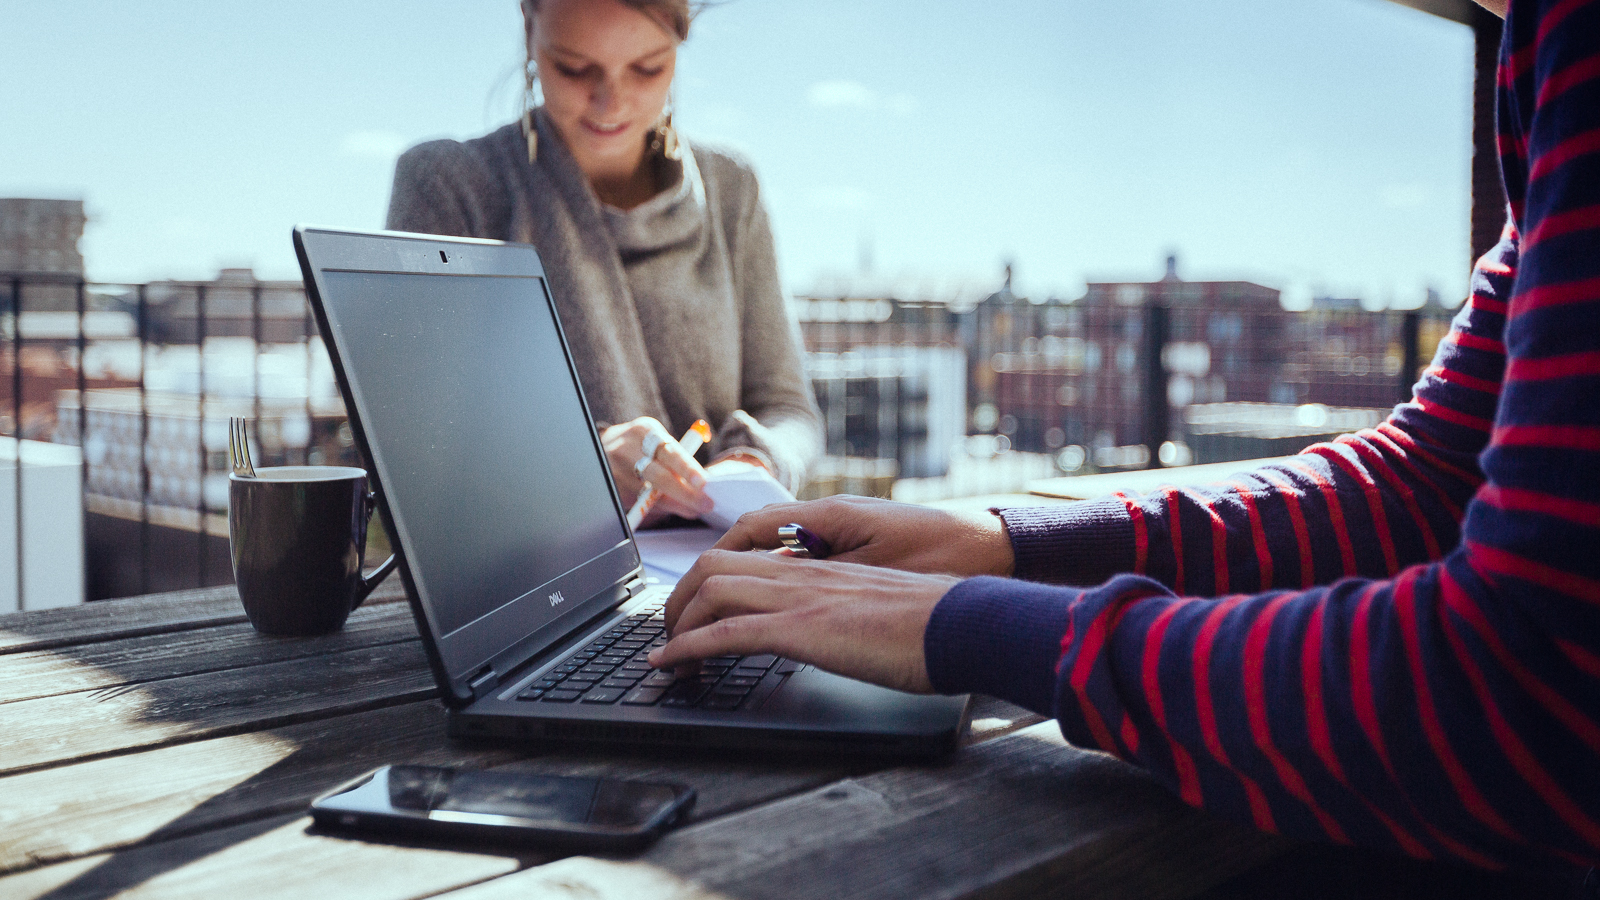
[
  {"left": 634, "top": 66, "right": 665, "bottom": 79},
  {"left": 554, "top": 64, "right": 587, "bottom": 78}
]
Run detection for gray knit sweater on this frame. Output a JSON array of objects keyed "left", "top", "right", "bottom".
[{"left": 385, "top": 109, "right": 821, "bottom": 491}]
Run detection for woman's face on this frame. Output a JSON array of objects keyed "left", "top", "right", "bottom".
[{"left": 528, "top": 0, "right": 678, "bottom": 181}]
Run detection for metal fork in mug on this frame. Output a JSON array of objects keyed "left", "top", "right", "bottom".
[{"left": 229, "top": 417, "right": 258, "bottom": 478}]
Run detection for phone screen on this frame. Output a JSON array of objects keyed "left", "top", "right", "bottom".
[{"left": 313, "top": 766, "right": 691, "bottom": 837}]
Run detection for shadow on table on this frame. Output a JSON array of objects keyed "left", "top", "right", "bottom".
[{"left": 3, "top": 581, "right": 898, "bottom": 898}]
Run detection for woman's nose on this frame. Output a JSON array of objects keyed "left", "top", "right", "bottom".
[{"left": 588, "top": 79, "right": 618, "bottom": 115}]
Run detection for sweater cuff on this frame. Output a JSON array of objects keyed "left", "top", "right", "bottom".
[
  {"left": 924, "top": 576, "right": 1080, "bottom": 718},
  {"left": 998, "top": 500, "right": 1136, "bottom": 585}
]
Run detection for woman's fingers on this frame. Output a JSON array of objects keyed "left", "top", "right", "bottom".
[{"left": 601, "top": 417, "right": 711, "bottom": 511}]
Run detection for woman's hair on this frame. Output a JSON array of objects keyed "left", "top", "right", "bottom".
[{"left": 522, "top": 0, "right": 697, "bottom": 42}]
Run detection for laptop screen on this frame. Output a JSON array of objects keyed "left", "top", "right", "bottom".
[{"left": 320, "top": 269, "right": 630, "bottom": 637}]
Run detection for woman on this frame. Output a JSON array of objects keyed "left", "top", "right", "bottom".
[{"left": 387, "top": 0, "right": 821, "bottom": 523}]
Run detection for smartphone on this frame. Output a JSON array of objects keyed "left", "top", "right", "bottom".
[{"left": 309, "top": 765, "right": 696, "bottom": 851}]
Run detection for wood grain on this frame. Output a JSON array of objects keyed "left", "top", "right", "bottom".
[
  {"left": 0, "top": 576, "right": 407, "bottom": 656},
  {"left": 0, "top": 724, "right": 1282, "bottom": 900},
  {"left": 0, "top": 602, "right": 421, "bottom": 704},
  {"left": 594, "top": 722, "right": 1283, "bottom": 900},
  {"left": 0, "top": 701, "right": 523, "bottom": 875},
  {"left": 0, "top": 640, "right": 437, "bottom": 777}
]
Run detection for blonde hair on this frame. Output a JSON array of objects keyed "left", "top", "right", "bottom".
[{"left": 522, "top": 0, "right": 696, "bottom": 41}]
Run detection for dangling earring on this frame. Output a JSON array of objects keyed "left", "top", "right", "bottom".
[
  {"left": 652, "top": 96, "right": 682, "bottom": 162},
  {"left": 521, "top": 59, "right": 539, "bottom": 163}
]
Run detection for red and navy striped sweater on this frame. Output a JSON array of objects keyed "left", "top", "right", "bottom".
[{"left": 926, "top": 0, "right": 1600, "bottom": 871}]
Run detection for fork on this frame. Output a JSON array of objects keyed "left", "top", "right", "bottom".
[{"left": 229, "top": 416, "right": 258, "bottom": 478}]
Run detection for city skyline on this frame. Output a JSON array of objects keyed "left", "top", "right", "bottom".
[{"left": 3, "top": 0, "right": 1475, "bottom": 309}]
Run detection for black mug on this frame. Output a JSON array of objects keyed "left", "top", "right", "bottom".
[{"left": 228, "top": 466, "right": 399, "bottom": 636}]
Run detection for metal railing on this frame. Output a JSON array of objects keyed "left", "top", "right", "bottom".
[
  {"left": 3, "top": 272, "right": 335, "bottom": 606},
  {"left": 3, "top": 270, "right": 1449, "bottom": 608}
]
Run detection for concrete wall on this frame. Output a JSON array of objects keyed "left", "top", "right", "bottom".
[{"left": 0, "top": 439, "right": 85, "bottom": 611}]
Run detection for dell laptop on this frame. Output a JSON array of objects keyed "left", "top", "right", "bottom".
[{"left": 293, "top": 226, "right": 969, "bottom": 757}]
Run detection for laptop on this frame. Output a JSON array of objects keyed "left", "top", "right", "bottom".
[{"left": 293, "top": 226, "right": 970, "bottom": 757}]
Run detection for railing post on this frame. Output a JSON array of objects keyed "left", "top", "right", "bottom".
[
  {"left": 137, "top": 283, "right": 151, "bottom": 595},
  {"left": 1401, "top": 310, "right": 1421, "bottom": 403},
  {"left": 76, "top": 278, "right": 87, "bottom": 484},
  {"left": 9, "top": 276, "right": 22, "bottom": 611},
  {"left": 303, "top": 303, "right": 314, "bottom": 464},
  {"left": 1143, "top": 302, "right": 1169, "bottom": 469},
  {"left": 196, "top": 283, "right": 208, "bottom": 587},
  {"left": 252, "top": 282, "right": 263, "bottom": 459}
]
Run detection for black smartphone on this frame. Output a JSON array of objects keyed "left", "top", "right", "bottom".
[{"left": 309, "top": 765, "right": 696, "bottom": 851}]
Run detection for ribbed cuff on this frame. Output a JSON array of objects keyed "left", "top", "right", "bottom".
[
  {"left": 924, "top": 576, "right": 1080, "bottom": 718},
  {"left": 998, "top": 500, "right": 1136, "bottom": 586}
]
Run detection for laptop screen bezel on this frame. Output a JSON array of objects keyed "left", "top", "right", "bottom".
[{"left": 294, "top": 226, "right": 642, "bottom": 705}]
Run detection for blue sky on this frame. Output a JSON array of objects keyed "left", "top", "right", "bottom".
[{"left": 1, "top": 0, "right": 1475, "bottom": 308}]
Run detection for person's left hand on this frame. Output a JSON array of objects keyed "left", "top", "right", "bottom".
[{"left": 648, "top": 549, "right": 959, "bottom": 694}]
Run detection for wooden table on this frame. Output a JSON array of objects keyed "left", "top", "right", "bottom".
[{"left": 0, "top": 574, "right": 1305, "bottom": 900}]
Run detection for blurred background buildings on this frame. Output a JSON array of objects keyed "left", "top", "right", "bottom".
[{"left": 2, "top": 195, "right": 1453, "bottom": 603}]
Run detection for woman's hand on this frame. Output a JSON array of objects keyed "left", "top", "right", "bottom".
[
  {"left": 602, "top": 417, "right": 712, "bottom": 520},
  {"left": 706, "top": 495, "right": 1016, "bottom": 577},
  {"left": 650, "top": 550, "right": 958, "bottom": 694}
]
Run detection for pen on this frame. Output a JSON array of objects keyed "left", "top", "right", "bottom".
[
  {"left": 777, "top": 523, "right": 832, "bottom": 560},
  {"left": 625, "top": 419, "right": 710, "bottom": 530}
]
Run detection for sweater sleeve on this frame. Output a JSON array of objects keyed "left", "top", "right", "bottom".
[
  {"left": 713, "top": 161, "right": 823, "bottom": 493},
  {"left": 929, "top": 0, "right": 1600, "bottom": 871}
]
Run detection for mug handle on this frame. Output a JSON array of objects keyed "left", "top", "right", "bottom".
[{"left": 353, "top": 490, "right": 399, "bottom": 611}]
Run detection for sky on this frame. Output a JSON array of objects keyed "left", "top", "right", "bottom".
[{"left": 1, "top": 0, "right": 1476, "bottom": 309}]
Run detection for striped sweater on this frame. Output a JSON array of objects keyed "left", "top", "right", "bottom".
[{"left": 925, "top": 0, "right": 1600, "bottom": 872}]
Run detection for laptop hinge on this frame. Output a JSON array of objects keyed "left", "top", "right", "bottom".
[
  {"left": 626, "top": 577, "right": 649, "bottom": 597},
  {"left": 467, "top": 665, "right": 499, "bottom": 700}
]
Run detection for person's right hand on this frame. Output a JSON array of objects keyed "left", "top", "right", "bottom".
[
  {"left": 710, "top": 495, "right": 1015, "bottom": 578},
  {"left": 601, "top": 417, "right": 712, "bottom": 520}
]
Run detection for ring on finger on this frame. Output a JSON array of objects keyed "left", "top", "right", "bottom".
[
  {"left": 633, "top": 454, "right": 654, "bottom": 481},
  {"left": 640, "top": 431, "right": 666, "bottom": 462}
]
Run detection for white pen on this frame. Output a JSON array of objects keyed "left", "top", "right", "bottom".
[{"left": 626, "top": 419, "right": 710, "bottom": 530}]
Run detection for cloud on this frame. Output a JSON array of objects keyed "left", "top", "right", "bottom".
[
  {"left": 339, "top": 131, "right": 410, "bottom": 160},
  {"left": 805, "top": 80, "right": 918, "bottom": 115}
]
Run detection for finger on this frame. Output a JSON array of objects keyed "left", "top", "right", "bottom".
[
  {"left": 638, "top": 458, "right": 712, "bottom": 514},
  {"left": 649, "top": 611, "right": 791, "bottom": 670},
  {"left": 657, "top": 443, "right": 708, "bottom": 489},
  {"left": 606, "top": 445, "right": 646, "bottom": 498},
  {"left": 663, "top": 548, "right": 790, "bottom": 632},
  {"left": 670, "top": 570, "right": 805, "bottom": 638},
  {"left": 652, "top": 495, "right": 703, "bottom": 520},
  {"left": 711, "top": 501, "right": 813, "bottom": 552}
]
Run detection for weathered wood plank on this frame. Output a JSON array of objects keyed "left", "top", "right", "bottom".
[
  {"left": 0, "top": 697, "right": 895, "bottom": 878},
  {"left": 0, "top": 640, "right": 436, "bottom": 777},
  {"left": 487, "top": 722, "right": 1285, "bottom": 900},
  {"left": 0, "top": 812, "right": 525, "bottom": 900},
  {"left": 0, "top": 601, "right": 420, "bottom": 704},
  {"left": 0, "top": 739, "right": 883, "bottom": 898},
  {"left": 963, "top": 695, "right": 1048, "bottom": 745},
  {"left": 0, "top": 702, "right": 522, "bottom": 875},
  {"left": 0, "top": 575, "right": 407, "bottom": 656},
  {"left": 0, "top": 724, "right": 1282, "bottom": 900}
]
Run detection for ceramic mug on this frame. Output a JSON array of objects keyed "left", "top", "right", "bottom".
[{"left": 228, "top": 465, "right": 398, "bottom": 636}]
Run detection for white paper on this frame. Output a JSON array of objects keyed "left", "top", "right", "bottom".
[
  {"left": 698, "top": 461, "right": 795, "bottom": 531},
  {"left": 632, "top": 526, "right": 720, "bottom": 581}
]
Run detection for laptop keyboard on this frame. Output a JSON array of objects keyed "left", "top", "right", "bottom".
[{"left": 514, "top": 607, "right": 801, "bottom": 711}]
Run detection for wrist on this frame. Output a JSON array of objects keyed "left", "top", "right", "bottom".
[
  {"left": 923, "top": 577, "right": 1078, "bottom": 716},
  {"left": 712, "top": 447, "right": 773, "bottom": 472}
]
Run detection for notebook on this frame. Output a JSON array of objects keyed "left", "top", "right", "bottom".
[{"left": 293, "top": 226, "right": 970, "bottom": 757}]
